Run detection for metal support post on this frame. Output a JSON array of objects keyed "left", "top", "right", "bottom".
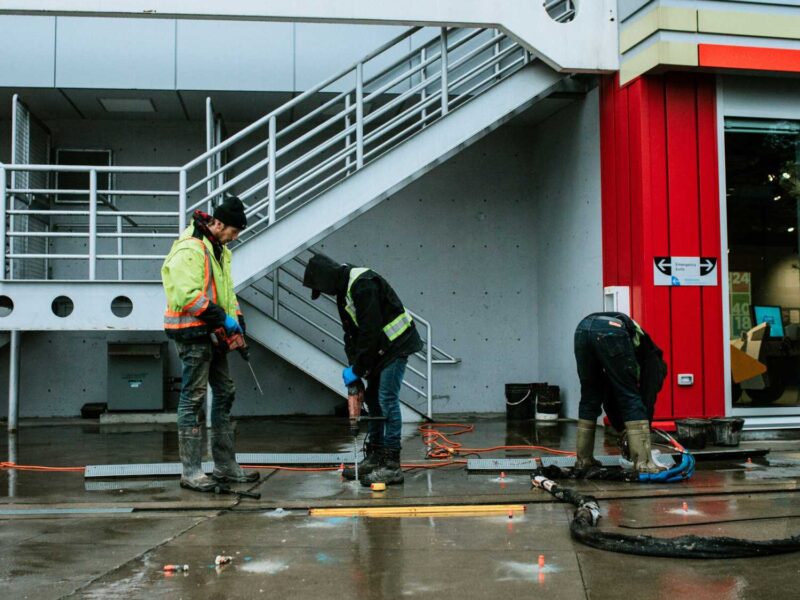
[
  {"left": 421, "top": 45, "right": 428, "bottom": 126},
  {"left": 355, "top": 63, "right": 365, "bottom": 169},
  {"left": 88, "top": 170, "right": 97, "bottom": 280},
  {"left": 178, "top": 169, "right": 187, "bottom": 232},
  {"left": 8, "top": 432, "right": 17, "bottom": 497},
  {"left": 345, "top": 94, "right": 352, "bottom": 175},
  {"left": 205, "top": 97, "right": 215, "bottom": 213},
  {"left": 8, "top": 330, "right": 20, "bottom": 433},
  {"left": 272, "top": 268, "right": 279, "bottom": 319},
  {"left": 0, "top": 166, "right": 6, "bottom": 281},
  {"left": 426, "top": 326, "right": 433, "bottom": 419},
  {"left": 116, "top": 216, "right": 123, "bottom": 280},
  {"left": 440, "top": 28, "right": 449, "bottom": 116},
  {"left": 268, "top": 115, "right": 277, "bottom": 226}
]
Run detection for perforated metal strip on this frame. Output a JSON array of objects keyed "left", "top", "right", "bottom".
[
  {"left": 85, "top": 453, "right": 360, "bottom": 478},
  {"left": 466, "top": 458, "right": 538, "bottom": 471}
]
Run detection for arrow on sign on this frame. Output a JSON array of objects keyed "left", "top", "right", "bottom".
[
  {"left": 655, "top": 257, "right": 671, "bottom": 275},
  {"left": 700, "top": 258, "right": 717, "bottom": 276}
]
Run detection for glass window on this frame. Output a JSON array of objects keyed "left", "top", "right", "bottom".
[{"left": 725, "top": 118, "right": 800, "bottom": 410}]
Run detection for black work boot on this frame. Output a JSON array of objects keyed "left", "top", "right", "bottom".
[
  {"left": 343, "top": 443, "right": 382, "bottom": 481},
  {"left": 210, "top": 425, "right": 260, "bottom": 483},
  {"left": 178, "top": 427, "right": 218, "bottom": 492},
  {"left": 360, "top": 448, "right": 404, "bottom": 487}
]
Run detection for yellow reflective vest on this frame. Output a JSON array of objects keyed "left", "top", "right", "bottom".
[{"left": 161, "top": 224, "right": 240, "bottom": 335}]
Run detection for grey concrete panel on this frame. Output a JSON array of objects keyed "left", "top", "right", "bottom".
[
  {"left": 294, "top": 23, "right": 410, "bottom": 91},
  {"left": 619, "top": 0, "right": 654, "bottom": 22},
  {"left": 0, "top": 16, "right": 56, "bottom": 87},
  {"left": 176, "top": 20, "right": 294, "bottom": 91},
  {"left": 55, "top": 17, "right": 176, "bottom": 89},
  {"left": 533, "top": 88, "right": 603, "bottom": 420}
]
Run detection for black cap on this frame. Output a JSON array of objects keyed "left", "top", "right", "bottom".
[{"left": 214, "top": 195, "right": 247, "bottom": 230}]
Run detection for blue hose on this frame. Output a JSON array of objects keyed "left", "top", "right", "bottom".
[{"left": 638, "top": 450, "right": 695, "bottom": 483}]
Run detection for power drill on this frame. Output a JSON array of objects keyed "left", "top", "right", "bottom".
[
  {"left": 210, "top": 327, "right": 264, "bottom": 395},
  {"left": 346, "top": 379, "right": 365, "bottom": 479}
]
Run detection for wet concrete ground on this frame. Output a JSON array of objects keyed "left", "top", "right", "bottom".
[{"left": 2, "top": 418, "right": 800, "bottom": 599}]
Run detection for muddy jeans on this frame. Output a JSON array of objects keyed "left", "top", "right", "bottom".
[
  {"left": 174, "top": 340, "right": 236, "bottom": 429},
  {"left": 363, "top": 357, "right": 407, "bottom": 451},
  {"left": 574, "top": 315, "right": 648, "bottom": 425}
]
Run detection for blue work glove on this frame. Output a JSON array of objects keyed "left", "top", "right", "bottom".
[
  {"left": 342, "top": 365, "right": 360, "bottom": 387},
  {"left": 223, "top": 314, "right": 243, "bottom": 335}
]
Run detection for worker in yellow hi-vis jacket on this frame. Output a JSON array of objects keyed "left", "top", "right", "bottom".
[{"left": 161, "top": 195, "right": 258, "bottom": 493}]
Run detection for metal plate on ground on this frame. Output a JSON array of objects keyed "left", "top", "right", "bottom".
[
  {"left": 85, "top": 453, "right": 358, "bottom": 478},
  {"left": 467, "top": 458, "right": 538, "bottom": 471},
  {"left": 541, "top": 454, "right": 675, "bottom": 468}
]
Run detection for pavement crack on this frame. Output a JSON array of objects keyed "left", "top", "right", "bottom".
[{"left": 57, "top": 512, "right": 221, "bottom": 599}]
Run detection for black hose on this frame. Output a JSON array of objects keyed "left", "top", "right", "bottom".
[{"left": 533, "top": 475, "right": 800, "bottom": 559}]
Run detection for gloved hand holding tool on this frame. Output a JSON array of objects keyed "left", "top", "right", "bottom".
[
  {"left": 210, "top": 326, "right": 263, "bottom": 396},
  {"left": 342, "top": 365, "right": 359, "bottom": 387}
]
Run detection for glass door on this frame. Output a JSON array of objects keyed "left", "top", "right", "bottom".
[{"left": 725, "top": 118, "right": 800, "bottom": 414}]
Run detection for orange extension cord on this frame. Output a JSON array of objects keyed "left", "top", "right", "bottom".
[{"left": 0, "top": 422, "right": 574, "bottom": 474}]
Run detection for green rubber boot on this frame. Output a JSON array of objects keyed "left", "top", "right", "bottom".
[
  {"left": 178, "top": 427, "right": 218, "bottom": 492},
  {"left": 624, "top": 420, "right": 666, "bottom": 474},
  {"left": 210, "top": 426, "right": 260, "bottom": 483},
  {"left": 575, "top": 419, "right": 602, "bottom": 470}
]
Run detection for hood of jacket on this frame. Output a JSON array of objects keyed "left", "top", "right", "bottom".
[{"left": 303, "top": 253, "right": 350, "bottom": 299}]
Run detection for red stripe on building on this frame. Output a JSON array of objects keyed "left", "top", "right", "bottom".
[
  {"left": 699, "top": 44, "right": 800, "bottom": 73},
  {"left": 600, "top": 74, "right": 725, "bottom": 419}
]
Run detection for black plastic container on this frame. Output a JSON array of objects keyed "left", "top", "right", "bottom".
[
  {"left": 535, "top": 385, "right": 561, "bottom": 422},
  {"left": 675, "top": 418, "right": 712, "bottom": 450},
  {"left": 710, "top": 417, "right": 745, "bottom": 447},
  {"left": 505, "top": 383, "right": 533, "bottom": 421}
]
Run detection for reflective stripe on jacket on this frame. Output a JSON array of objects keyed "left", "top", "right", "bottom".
[
  {"left": 345, "top": 267, "right": 413, "bottom": 341},
  {"left": 161, "top": 224, "right": 240, "bottom": 334}
]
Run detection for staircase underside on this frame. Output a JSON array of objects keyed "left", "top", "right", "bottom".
[{"left": 232, "top": 62, "right": 565, "bottom": 290}]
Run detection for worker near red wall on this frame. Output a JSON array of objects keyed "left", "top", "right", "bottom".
[
  {"left": 161, "top": 196, "right": 259, "bottom": 492},
  {"left": 302, "top": 253, "right": 423, "bottom": 486},
  {"left": 573, "top": 312, "right": 668, "bottom": 474}
]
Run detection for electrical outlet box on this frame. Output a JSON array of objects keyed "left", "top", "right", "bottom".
[{"left": 677, "top": 374, "right": 694, "bottom": 386}]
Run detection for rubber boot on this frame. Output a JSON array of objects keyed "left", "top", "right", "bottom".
[
  {"left": 178, "top": 427, "right": 218, "bottom": 492},
  {"left": 210, "top": 426, "right": 260, "bottom": 483},
  {"left": 624, "top": 420, "right": 665, "bottom": 474},
  {"left": 360, "top": 448, "right": 404, "bottom": 487},
  {"left": 343, "top": 443, "right": 382, "bottom": 481},
  {"left": 575, "top": 419, "right": 602, "bottom": 470}
]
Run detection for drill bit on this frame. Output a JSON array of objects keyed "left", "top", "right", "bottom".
[
  {"left": 247, "top": 361, "right": 264, "bottom": 395},
  {"left": 354, "top": 433, "right": 359, "bottom": 481}
]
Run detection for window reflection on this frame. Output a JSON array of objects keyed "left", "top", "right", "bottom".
[{"left": 725, "top": 119, "right": 800, "bottom": 410}]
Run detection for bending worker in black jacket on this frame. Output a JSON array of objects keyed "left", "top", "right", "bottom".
[
  {"left": 303, "top": 253, "right": 423, "bottom": 486},
  {"left": 573, "top": 312, "right": 668, "bottom": 474}
]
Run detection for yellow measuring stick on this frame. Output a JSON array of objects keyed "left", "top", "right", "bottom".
[{"left": 309, "top": 504, "right": 526, "bottom": 518}]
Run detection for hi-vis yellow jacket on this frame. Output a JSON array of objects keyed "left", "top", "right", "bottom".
[{"left": 160, "top": 224, "right": 240, "bottom": 339}]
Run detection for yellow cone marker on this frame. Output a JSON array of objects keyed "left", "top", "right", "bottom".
[{"left": 370, "top": 482, "right": 386, "bottom": 491}]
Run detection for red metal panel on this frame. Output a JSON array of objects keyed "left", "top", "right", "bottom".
[
  {"left": 600, "top": 76, "right": 619, "bottom": 286},
  {"left": 615, "top": 84, "right": 633, "bottom": 286},
  {"left": 665, "top": 75, "right": 704, "bottom": 418},
  {"left": 699, "top": 44, "right": 800, "bottom": 74},
  {"left": 627, "top": 79, "right": 646, "bottom": 320},
  {"left": 696, "top": 77, "right": 725, "bottom": 418},
  {"left": 644, "top": 76, "right": 674, "bottom": 419}
]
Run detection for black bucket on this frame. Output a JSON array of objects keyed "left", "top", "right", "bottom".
[
  {"left": 710, "top": 417, "right": 745, "bottom": 447},
  {"left": 505, "top": 383, "right": 533, "bottom": 421},
  {"left": 535, "top": 385, "right": 561, "bottom": 423},
  {"left": 675, "top": 418, "right": 712, "bottom": 450}
]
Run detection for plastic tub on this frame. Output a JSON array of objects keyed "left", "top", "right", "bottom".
[
  {"left": 535, "top": 385, "right": 561, "bottom": 422},
  {"left": 505, "top": 384, "right": 533, "bottom": 421},
  {"left": 710, "top": 417, "right": 745, "bottom": 447},
  {"left": 675, "top": 418, "right": 712, "bottom": 450}
]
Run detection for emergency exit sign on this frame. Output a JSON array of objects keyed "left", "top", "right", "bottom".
[{"left": 654, "top": 256, "right": 718, "bottom": 286}]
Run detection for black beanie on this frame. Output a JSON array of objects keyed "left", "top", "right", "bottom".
[{"left": 214, "top": 195, "right": 247, "bottom": 230}]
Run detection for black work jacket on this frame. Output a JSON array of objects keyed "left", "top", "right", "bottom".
[{"left": 336, "top": 270, "right": 423, "bottom": 379}]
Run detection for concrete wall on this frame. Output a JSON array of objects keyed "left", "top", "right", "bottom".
[
  {"left": 533, "top": 88, "right": 604, "bottom": 420},
  {"left": 0, "top": 16, "right": 428, "bottom": 92},
  {"left": 0, "top": 91, "right": 603, "bottom": 419}
]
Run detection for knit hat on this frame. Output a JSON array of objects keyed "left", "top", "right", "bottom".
[{"left": 213, "top": 195, "right": 247, "bottom": 230}]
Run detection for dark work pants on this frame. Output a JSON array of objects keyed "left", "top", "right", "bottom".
[
  {"left": 574, "top": 315, "right": 648, "bottom": 427},
  {"left": 174, "top": 340, "right": 236, "bottom": 429},
  {"left": 363, "top": 357, "right": 407, "bottom": 451}
]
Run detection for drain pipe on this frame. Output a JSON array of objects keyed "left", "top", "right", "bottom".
[{"left": 8, "top": 330, "right": 20, "bottom": 433}]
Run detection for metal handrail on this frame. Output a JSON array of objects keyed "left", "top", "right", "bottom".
[{"left": 181, "top": 26, "right": 529, "bottom": 243}]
